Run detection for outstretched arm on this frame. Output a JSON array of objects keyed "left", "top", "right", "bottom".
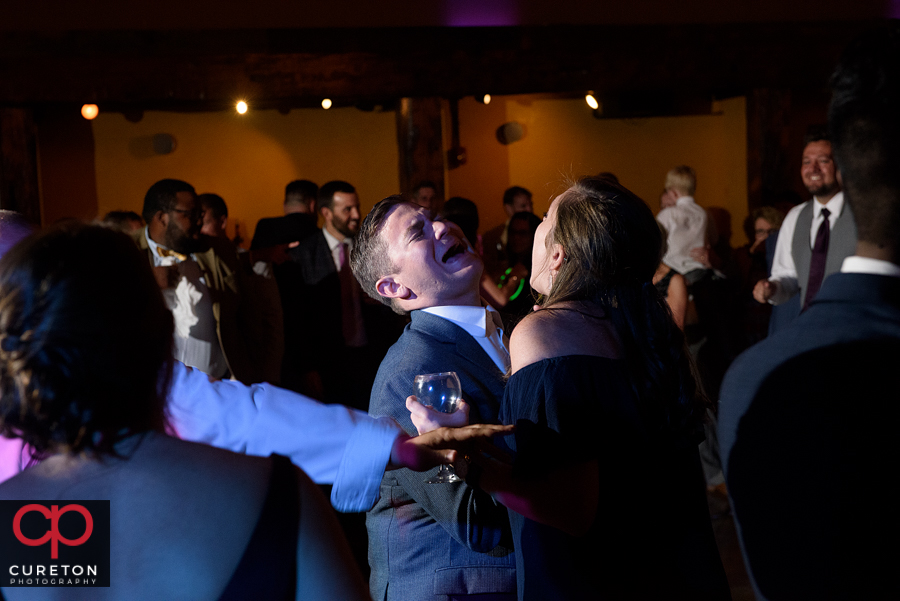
[{"left": 168, "top": 362, "right": 438, "bottom": 512}]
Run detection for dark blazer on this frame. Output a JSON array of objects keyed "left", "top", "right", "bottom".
[
  {"left": 250, "top": 212, "right": 317, "bottom": 250},
  {"left": 367, "top": 310, "right": 516, "bottom": 601},
  {"left": 285, "top": 230, "right": 343, "bottom": 370},
  {"left": 719, "top": 272, "right": 900, "bottom": 600}
]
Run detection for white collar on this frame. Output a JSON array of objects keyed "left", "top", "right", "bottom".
[
  {"left": 322, "top": 226, "right": 352, "bottom": 252},
  {"left": 675, "top": 195, "right": 696, "bottom": 207},
  {"left": 422, "top": 305, "right": 498, "bottom": 338},
  {"left": 812, "top": 191, "right": 845, "bottom": 218},
  {"left": 841, "top": 256, "right": 900, "bottom": 278},
  {"left": 144, "top": 227, "right": 179, "bottom": 260}
]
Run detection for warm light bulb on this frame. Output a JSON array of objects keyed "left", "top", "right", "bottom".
[
  {"left": 585, "top": 94, "right": 599, "bottom": 110},
  {"left": 483, "top": 94, "right": 491, "bottom": 105},
  {"left": 81, "top": 104, "right": 99, "bottom": 120},
  {"left": 236, "top": 101, "right": 248, "bottom": 114},
  {"left": 321, "top": 98, "right": 333, "bottom": 110}
]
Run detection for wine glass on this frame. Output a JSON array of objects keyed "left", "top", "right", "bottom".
[{"left": 414, "top": 371, "right": 463, "bottom": 484}]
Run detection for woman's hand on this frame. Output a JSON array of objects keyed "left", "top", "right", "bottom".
[
  {"left": 388, "top": 424, "right": 514, "bottom": 472},
  {"left": 406, "top": 395, "right": 470, "bottom": 434}
]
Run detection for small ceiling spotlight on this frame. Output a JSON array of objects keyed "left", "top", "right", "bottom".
[
  {"left": 585, "top": 93, "right": 600, "bottom": 111},
  {"left": 81, "top": 104, "right": 99, "bottom": 120},
  {"left": 236, "top": 101, "right": 248, "bottom": 114},
  {"left": 478, "top": 94, "right": 492, "bottom": 105},
  {"left": 321, "top": 98, "right": 333, "bottom": 110}
]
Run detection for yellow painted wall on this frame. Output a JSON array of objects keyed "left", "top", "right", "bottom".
[
  {"left": 504, "top": 95, "right": 748, "bottom": 242},
  {"left": 444, "top": 97, "right": 511, "bottom": 229},
  {"left": 92, "top": 107, "right": 399, "bottom": 245},
  {"left": 91, "top": 96, "right": 747, "bottom": 249},
  {"left": 448, "top": 95, "right": 748, "bottom": 247}
]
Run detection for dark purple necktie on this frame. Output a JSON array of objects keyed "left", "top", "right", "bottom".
[{"left": 804, "top": 207, "right": 830, "bottom": 308}]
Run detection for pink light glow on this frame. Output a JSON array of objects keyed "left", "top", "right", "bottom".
[
  {"left": 888, "top": 0, "right": 900, "bottom": 17},
  {"left": 443, "top": 0, "right": 520, "bottom": 26}
]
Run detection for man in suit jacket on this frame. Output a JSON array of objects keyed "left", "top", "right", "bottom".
[
  {"left": 137, "top": 179, "right": 273, "bottom": 385},
  {"left": 352, "top": 196, "right": 516, "bottom": 601},
  {"left": 287, "top": 180, "right": 380, "bottom": 407},
  {"left": 250, "top": 180, "right": 319, "bottom": 390},
  {"left": 719, "top": 28, "right": 900, "bottom": 600},
  {"left": 251, "top": 179, "right": 319, "bottom": 251}
]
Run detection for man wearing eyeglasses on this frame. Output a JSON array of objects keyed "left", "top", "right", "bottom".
[{"left": 137, "top": 178, "right": 261, "bottom": 384}]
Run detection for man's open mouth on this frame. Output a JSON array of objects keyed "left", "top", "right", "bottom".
[{"left": 442, "top": 242, "right": 466, "bottom": 263}]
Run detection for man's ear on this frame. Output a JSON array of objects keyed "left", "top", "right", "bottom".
[
  {"left": 376, "top": 276, "right": 412, "bottom": 301},
  {"left": 153, "top": 210, "right": 168, "bottom": 228},
  {"left": 320, "top": 206, "right": 333, "bottom": 222}
]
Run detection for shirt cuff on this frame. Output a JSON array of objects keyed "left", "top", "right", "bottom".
[
  {"left": 768, "top": 278, "right": 798, "bottom": 305},
  {"left": 331, "top": 416, "right": 402, "bottom": 513}
]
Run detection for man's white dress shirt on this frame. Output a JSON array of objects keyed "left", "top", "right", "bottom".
[
  {"left": 841, "top": 255, "right": 900, "bottom": 278},
  {"left": 145, "top": 228, "right": 227, "bottom": 378},
  {"left": 768, "top": 192, "right": 845, "bottom": 305},
  {"left": 657, "top": 195, "right": 708, "bottom": 275},
  {"left": 423, "top": 305, "right": 511, "bottom": 373}
]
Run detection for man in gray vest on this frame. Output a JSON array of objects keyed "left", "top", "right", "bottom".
[{"left": 753, "top": 128, "right": 857, "bottom": 310}]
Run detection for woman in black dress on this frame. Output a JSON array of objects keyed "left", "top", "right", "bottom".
[{"left": 475, "top": 177, "right": 731, "bottom": 600}]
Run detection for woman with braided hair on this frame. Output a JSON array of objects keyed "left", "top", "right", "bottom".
[{"left": 0, "top": 223, "right": 369, "bottom": 601}]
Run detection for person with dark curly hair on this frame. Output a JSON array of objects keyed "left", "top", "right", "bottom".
[{"left": 0, "top": 223, "right": 370, "bottom": 600}]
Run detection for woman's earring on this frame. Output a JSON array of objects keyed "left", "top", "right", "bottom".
[{"left": 549, "top": 272, "right": 553, "bottom": 289}]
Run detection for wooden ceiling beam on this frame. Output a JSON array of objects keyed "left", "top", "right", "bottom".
[{"left": 0, "top": 21, "right": 875, "bottom": 107}]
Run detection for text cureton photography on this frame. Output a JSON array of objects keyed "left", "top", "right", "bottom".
[{"left": 0, "top": 501, "right": 110, "bottom": 588}]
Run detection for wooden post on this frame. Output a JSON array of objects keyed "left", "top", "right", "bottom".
[
  {"left": 0, "top": 108, "right": 41, "bottom": 225},
  {"left": 396, "top": 97, "right": 445, "bottom": 197},
  {"left": 746, "top": 89, "right": 793, "bottom": 212}
]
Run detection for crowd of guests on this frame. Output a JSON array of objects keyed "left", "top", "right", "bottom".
[{"left": 1, "top": 25, "right": 897, "bottom": 601}]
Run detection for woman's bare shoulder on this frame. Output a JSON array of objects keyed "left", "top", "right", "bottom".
[
  {"left": 509, "top": 307, "right": 590, "bottom": 373},
  {"left": 510, "top": 303, "right": 621, "bottom": 374}
]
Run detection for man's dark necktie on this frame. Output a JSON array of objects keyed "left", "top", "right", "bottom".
[
  {"left": 804, "top": 207, "right": 830, "bottom": 308},
  {"left": 338, "top": 242, "right": 362, "bottom": 345}
]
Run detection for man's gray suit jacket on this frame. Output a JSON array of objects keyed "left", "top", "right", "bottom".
[
  {"left": 719, "top": 272, "right": 900, "bottom": 600},
  {"left": 367, "top": 310, "right": 516, "bottom": 601}
]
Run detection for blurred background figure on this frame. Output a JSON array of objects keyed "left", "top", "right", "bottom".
[
  {"left": 198, "top": 192, "right": 229, "bottom": 239},
  {"left": 657, "top": 165, "right": 708, "bottom": 285},
  {"left": 736, "top": 206, "right": 785, "bottom": 345},
  {"left": 252, "top": 179, "right": 319, "bottom": 251},
  {"left": 441, "top": 195, "right": 480, "bottom": 253},
  {"left": 494, "top": 211, "right": 541, "bottom": 330},
  {"left": 409, "top": 180, "right": 440, "bottom": 219},
  {"left": 653, "top": 224, "right": 688, "bottom": 330},
  {"left": 101, "top": 209, "right": 144, "bottom": 233},
  {"left": 483, "top": 185, "right": 534, "bottom": 280}
]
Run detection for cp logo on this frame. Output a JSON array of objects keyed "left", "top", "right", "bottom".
[{"left": 12, "top": 504, "right": 94, "bottom": 559}]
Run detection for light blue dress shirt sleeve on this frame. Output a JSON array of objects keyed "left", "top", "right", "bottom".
[{"left": 166, "top": 361, "right": 401, "bottom": 512}]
